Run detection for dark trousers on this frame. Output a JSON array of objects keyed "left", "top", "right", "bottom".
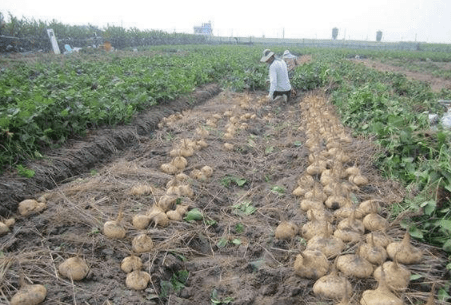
[{"left": 274, "top": 90, "right": 291, "bottom": 102}]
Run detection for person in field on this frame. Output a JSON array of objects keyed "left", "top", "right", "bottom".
[
  {"left": 260, "top": 49, "right": 292, "bottom": 103},
  {"left": 282, "top": 49, "right": 299, "bottom": 73}
]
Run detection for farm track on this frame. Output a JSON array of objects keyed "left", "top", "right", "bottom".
[
  {"left": 354, "top": 59, "right": 451, "bottom": 92},
  {"left": 0, "top": 88, "right": 448, "bottom": 304}
]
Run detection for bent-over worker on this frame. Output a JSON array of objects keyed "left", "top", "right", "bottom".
[{"left": 260, "top": 49, "right": 292, "bottom": 102}]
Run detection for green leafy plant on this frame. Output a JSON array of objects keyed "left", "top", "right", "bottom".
[
  {"left": 232, "top": 201, "right": 256, "bottom": 216},
  {"left": 235, "top": 223, "right": 244, "bottom": 233},
  {"left": 217, "top": 238, "right": 228, "bottom": 248},
  {"left": 220, "top": 175, "right": 247, "bottom": 188},
  {"left": 211, "top": 289, "right": 233, "bottom": 305},
  {"left": 184, "top": 208, "right": 203, "bottom": 222},
  {"left": 160, "top": 270, "right": 189, "bottom": 298},
  {"left": 271, "top": 185, "right": 285, "bottom": 196},
  {"left": 16, "top": 164, "right": 35, "bottom": 178}
]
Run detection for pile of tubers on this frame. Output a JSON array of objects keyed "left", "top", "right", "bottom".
[{"left": 289, "top": 94, "right": 426, "bottom": 303}]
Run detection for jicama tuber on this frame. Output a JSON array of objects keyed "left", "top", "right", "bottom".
[
  {"left": 360, "top": 265, "right": 403, "bottom": 305},
  {"left": 334, "top": 204, "right": 364, "bottom": 220},
  {"left": 362, "top": 213, "right": 389, "bottom": 232},
  {"left": 313, "top": 262, "right": 352, "bottom": 300},
  {"left": 190, "top": 169, "right": 207, "bottom": 181},
  {"left": 58, "top": 256, "right": 89, "bottom": 281},
  {"left": 292, "top": 186, "right": 308, "bottom": 197},
  {"left": 275, "top": 221, "right": 298, "bottom": 240},
  {"left": 18, "top": 199, "right": 47, "bottom": 217},
  {"left": 166, "top": 210, "right": 182, "bottom": 221},
  {"left": 0, "top": 218, "right": 15, "bottom": 236},
  {"left": 337, "top": 249, "right": 373, "bottom": 279},
  {"left": 158, "top": 195, "right": 177, "bottom": 212},
  {"left": 125, "top": 270, "right": 151, "bottom": 290},
  {"left": 121, "top": 254, "right": 143, "bottom": 273},
  {"left": 306, "top": 230, "right": 345, "bottom": 259},
  {"left": 132, "top": 214, "right": 151, "bottom": 230},
  {"left": 307, "top": 209, "right": 334, "bottom": 223},
  {"left": 10, "top": 278, "right": 47, "bottom": 305},
  {"left": 304, "top": 183, "right": 327, "bottom": 202},
  {"left": 132, "top": 233, "right": 154, "bottom": 253},
  {"left": 172, "top": 156, "right": 188, "bottom": 170},
  {"left": 130, "top": 184, "right": 154, "bottom": 196},
  {"left": 337, "top": 211, "right": 365, "bottom": 234},
  {"left": 386, "top": 231, "right": 423, "bottom": 264},
  {"left": 103, "top": 212, "right": 126, "bottom": 239},
  {"left": 294, "top": 250, "right": 329, "bottom": 279},
  {"left": 201, "top": 165, "right": 213, "bottom": 177},
  {"left": 334, "top": 228, "right": 361, "bottom": 243},
  {"left": 373, "top": 252, "right": 410, "bottom": 291},
  {"left": 300, "top": 199, "right": 324, "bottom": 211},
  {"left": 147, "top": 206, "right": 169, "bottom": 227},
  {"left": 365, "top": 231, "right": 393, "bottom": 249},
  {"left": 166, "top": 204, "right": 189, "bottom": 221},
  {"left": 359, "top": 234, "right": 387, "bottom": 265},
  {"left": 302, "top": 218, "right": 334, "bottom": 241},
  {"left": 357, "top": 199, "right": 382, "bottom": 216},
  {"left": 224, "top": 143, "right": 234, "bottom": 150},
  {"left": 160, "top": 163, "right": 178, "bottom": 174}
]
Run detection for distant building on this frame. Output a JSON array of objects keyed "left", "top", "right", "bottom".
[{"left": 194, "top": 22, "right": 212, "bottom": 36}]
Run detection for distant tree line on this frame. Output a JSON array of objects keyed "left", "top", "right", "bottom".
[{"left": 0, "top": 12, "right": 209, "bottom": 53}]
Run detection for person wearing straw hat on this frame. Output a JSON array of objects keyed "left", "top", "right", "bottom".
[
  {"left": 282, "top": 50, "right": 299, "bottom": 73},
  {"left": 260, "top": 49, "right": 292, "bottom": 103}
]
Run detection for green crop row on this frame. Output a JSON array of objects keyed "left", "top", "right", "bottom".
[
  {"left": 0, "top": 46, "right": 269, "bottom": 169},
  {"left": 317, "top": 53, "right": 451, "bottom": 254}
]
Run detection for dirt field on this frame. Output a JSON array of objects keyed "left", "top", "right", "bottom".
[
  {"left": 0, "top": 57, "right": 449, "bottom": 305},
  {"left": 354, "top": 59, "right": 451, "bottom": 92}
]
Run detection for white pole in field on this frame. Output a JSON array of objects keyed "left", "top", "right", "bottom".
[{"left": 46, "top": 29, "right": 61, "bottom": 54}]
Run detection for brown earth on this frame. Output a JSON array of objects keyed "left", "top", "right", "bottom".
[
  {"left": 0, "top": 84, "right": 448, "bottom": 304},
  {"left": 354, "top": 59, "right": 451, "bottom": 92}
]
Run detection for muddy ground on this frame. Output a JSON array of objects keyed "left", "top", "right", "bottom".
[{"left": 0, "top": 58, "right": 450, "bottom": 305}]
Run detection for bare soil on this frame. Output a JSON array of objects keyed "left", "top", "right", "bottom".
[
  {"left": 354, "top": 59, "right": 451, "bottom": 92},
  {"left": 0, "top": 84, "right": 448, "bottom": 305}
]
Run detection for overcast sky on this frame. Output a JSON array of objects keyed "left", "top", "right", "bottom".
[{"left": 1, "top": 0, "right": 450, "bottom": 43}]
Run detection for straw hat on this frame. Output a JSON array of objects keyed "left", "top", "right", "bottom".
[
  {"left": 260, "top": 49, "right": 275, "bottom": 62},
  {"left": 283, "top": 50, "right": 296, "bottom": 58}
]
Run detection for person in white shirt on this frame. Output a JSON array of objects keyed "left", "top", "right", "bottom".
[
  {"left": 260, "top": 49, "right": 292, "bottom": 102},
  {"left": 282, "top": 50, "right": 299, "bottom": 74}
]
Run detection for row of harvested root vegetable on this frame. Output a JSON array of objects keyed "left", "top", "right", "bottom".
[
  {"left": 274, "top": 95, "right": 429, "bottom": 304},
  {"left": 7, "top": 94, "right": 263, "bottom": 304},
  {"left": 107, "top": 96, "right": 262, "bottom": 292}
]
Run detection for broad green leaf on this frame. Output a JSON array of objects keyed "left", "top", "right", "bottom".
[
  {"left": 436, "top": 220, "right": 451, "bottom": 233},
  {"left": 184, "top": 208, "right": 203, "bottom": 222},
  {"left": 235, "top": 178, "right": 247, "bottom": 187},
  {"left": 442, "top": 239, "right": 451, "bottom": 253},
  {"left": 249, "top": 259, "right": 264, "bottom": 271},
  {"left": 217, "top": 238, "right": 228, "bottom": 248},
  {"left": 410, "top": 274, "right": 423, "bottom": 280},
  {"left": 438, "top": 288, "right": 450, "bottom": 301},
  {"left": 271, "top": 186, "right": 285, "bottom": 195},
  {"left": 421, "top": 200, "right": 436, "bottom": 216},
  {"left": 232, "top": 239, "right": 241, "bottom": 245},
  {"left": 265, "top": 146, "right": 274, "bottom": 154},
  {"left": 408, "top": 225, "right": 423, "bottom": 239},
  {"left": 235, "top": 223, "right": 244, "bottom": 233}
]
